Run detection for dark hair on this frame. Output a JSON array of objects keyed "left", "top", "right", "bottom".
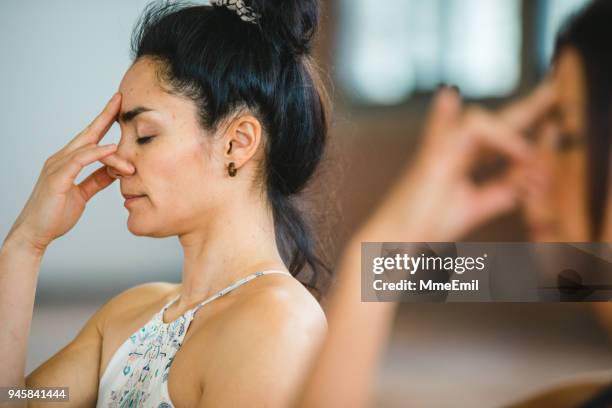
[
  {"left": 130, "top": 0, "right": 333, "bottom": 298},
  {"left": 553, "top": 0, "right": 612, "bottom": 240}
]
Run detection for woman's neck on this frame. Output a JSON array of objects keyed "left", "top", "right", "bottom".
[{"left": 175, "top": 198, "right": 287, "bottom": 308}]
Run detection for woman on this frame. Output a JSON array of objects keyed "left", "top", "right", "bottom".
[
  {"left": 294, "top": 84, "right": 553, "bottom": 408},
  {"left": 295, "top": 0, "right": 612, "bottom": 407},
  {"left": 0, "top": 1, "right": 330, "bottom": 407},
  {"left": 516, "top": 0, "right": 612, "bottom": 403}
]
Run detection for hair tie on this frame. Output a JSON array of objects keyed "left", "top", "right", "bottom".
[{"left": 210, "top": 0, "right": 260, "bottom": 24}]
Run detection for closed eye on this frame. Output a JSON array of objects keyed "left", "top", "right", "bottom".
[{"left": 136, "top": 136, "right": 155, "bottom": 145}]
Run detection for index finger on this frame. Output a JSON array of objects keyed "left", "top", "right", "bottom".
[
  {"left": 424, "top": 87, "right": 463, "bottom": 141},
  {"left": 461, "top": 108, "right": 533, "bottom": 164},
  {"left": 64, "top": 92, "right": 122, "bottom": 154},
  {"left": 498, "top": 80, "right": 557, "bottom": 132}
]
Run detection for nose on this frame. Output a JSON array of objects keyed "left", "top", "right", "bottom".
[
  {"left": 105, "top": 135, "right": 136, "bottom": 179},
  {"left": 106, "top": 164, "right": 133, "bottom": 179}
]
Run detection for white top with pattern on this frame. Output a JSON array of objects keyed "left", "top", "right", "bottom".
[{"left": 96, "top": 270, "right": 291, "bottom": 408}]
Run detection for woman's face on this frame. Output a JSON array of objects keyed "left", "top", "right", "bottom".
[
  {"left": 113, "top": 57, "right": 227, "bottom": 237},
  {"left": 522, "top": 47, "right": 591, "bottom": 241}
]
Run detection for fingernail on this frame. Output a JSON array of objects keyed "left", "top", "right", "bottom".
[
  {"left": 102, "top": 143, "right": 117, "bottom": 149},
  {"left": 109, "top": 93, "right": 119, "bottom": 103}
]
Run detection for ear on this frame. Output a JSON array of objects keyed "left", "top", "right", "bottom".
[{"left": 223, "top": 114, "right": 262, "bottom": 170}]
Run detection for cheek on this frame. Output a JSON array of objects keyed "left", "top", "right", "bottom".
[
  {"left": 552, "top": 152, "right": 586, "bottom": 204},
  {"left": 552, "top": 151, "right": 590, "bottom": 237},
  {"left": 147, "top": 141, "right": 215, "bottom": 210}
]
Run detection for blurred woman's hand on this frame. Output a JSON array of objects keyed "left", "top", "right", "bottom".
[
  {"left": 5, "top": 93, "right": 134, "bottom": 253},
  {"left": 359, "top": 83, "right": 555, "bottom": 242}
]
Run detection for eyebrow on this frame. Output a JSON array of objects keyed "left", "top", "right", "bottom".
[{"left": 116, "top": 106, "right": 154, "bottom": 124}]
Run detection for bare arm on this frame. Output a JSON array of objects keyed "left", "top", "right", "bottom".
[
  {"left": 0, "top": 234, "right": 45, "bottom": 391},
  {"left": 0, "top": 227, "right": 112, "bottom": 408},
  {"left": 24, "top": 286, "right": 108, "bottom": 407},
  {"left": 0, "top": 92, "right": 134, "bottom": 406}
]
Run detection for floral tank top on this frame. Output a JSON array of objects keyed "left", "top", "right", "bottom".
[{"left": 96, "top": 270, "right": 292, "bottom": 408}]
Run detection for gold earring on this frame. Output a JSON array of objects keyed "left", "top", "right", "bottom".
[{"left": 228, "top": 162, "right": 237, "bottom": 177}]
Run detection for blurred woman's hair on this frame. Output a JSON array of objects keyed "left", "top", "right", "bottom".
[
  {"left": 553, "top": 0, "right": 612, "bottom": 239},
  {"left": 130, "top": 0, "right": 333, "bottom": 298}
]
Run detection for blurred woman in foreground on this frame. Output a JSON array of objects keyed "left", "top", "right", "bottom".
[{"left": 296, "top": 0, "right": 612, "bottom": 407}]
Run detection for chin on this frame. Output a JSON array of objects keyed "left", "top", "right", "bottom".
[{"left": 127, "top": 216, "right": 174, "bottom": 238}]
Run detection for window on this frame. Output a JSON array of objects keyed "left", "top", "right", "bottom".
[
  {"left": 337, "top": 0, "right": 522, "bottom": 104},
  {"left": 537, "top": 0, "right": 591, "bottom": 69}
]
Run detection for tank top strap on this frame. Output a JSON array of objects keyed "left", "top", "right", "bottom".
[
  {"left": 161, "top": 293, "right": 181, "bottom": 313},
  {"left": 190, "top": 269, "right": 291, "bottom": 315}
]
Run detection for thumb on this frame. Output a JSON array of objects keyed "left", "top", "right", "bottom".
[{"left": 78, "top": 165, "right": 116, "bottom": 202}]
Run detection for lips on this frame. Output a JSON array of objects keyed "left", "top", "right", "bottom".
[
  {"left": 122, "top": 193, "right": 147, "bottom": 208},
  {"left": 123, "top": 194, "right": 146, "bottom": 199}
]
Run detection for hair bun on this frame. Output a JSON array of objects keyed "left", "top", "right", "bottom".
[{"left": 247, "top": 0, "right": 320, "bottom": 55}]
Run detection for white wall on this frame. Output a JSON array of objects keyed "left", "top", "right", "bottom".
[{"left": 0, "top": 1, "right": 196, "bottom": 299}]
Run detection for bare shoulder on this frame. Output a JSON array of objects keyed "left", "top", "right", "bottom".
[
  {"left": 227, "top": 273, "right": 327, "bottom": 336},
  {"left": 204, "top": 273, "right": 328, "bottom": 355},
  {"left": 99, "top": 281, "right": 178, "bottom": 328}
]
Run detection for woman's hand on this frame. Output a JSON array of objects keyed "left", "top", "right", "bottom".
[
  {"left": 359, "top": 83, "right": 555, "bottom": 242},
  {"left": 5, "top": 92, "right": 134, "bottom": 253}
]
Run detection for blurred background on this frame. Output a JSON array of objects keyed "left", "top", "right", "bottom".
[{"left": 1, "top": 0, "right": 610, "bottom": 407}]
